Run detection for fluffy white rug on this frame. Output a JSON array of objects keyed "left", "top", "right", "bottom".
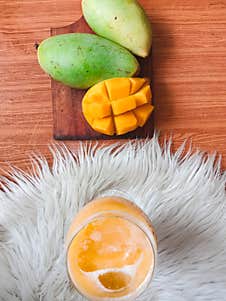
[{"left": 0, "top": 135, "right": 225, "bottom": 301}]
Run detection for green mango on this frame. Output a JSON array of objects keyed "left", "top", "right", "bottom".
[
  {"left": 82, "top": 0, "right": 152, "bottom": 58},
  {"left": 37, "top": 33, "right": 139, "bottom": 89}
]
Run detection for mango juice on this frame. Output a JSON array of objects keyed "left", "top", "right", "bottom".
[{"left": 66, "top": 197, "right": 157, "bottom": 300}]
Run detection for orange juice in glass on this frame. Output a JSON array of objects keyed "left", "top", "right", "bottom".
[{"left": 66, "top": 196, "right": 157, "bottom": 300}]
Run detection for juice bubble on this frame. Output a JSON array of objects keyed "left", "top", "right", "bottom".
[{"left": 80, "top": 254, "right": 143, "bottom": 292}]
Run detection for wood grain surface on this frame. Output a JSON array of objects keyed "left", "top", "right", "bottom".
[
  {"left": 0, "top": 0, "right": 226, "bottom": 176},
  {"left": 51, "top": 17, "right": 154, "bottom": 140}
]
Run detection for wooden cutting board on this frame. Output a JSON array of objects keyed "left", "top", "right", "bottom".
[{"left": 51, "top": 17, "right": 154, "bottom": 140}]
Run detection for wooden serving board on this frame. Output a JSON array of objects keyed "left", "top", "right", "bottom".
[{"left": 51, "top": 17, "right": 154, "bottom": 140}]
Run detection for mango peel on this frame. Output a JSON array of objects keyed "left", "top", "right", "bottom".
[
  {"left": 38, "top": 33, "right": 139, "bottom": 89},
  {"left": 82, "top": 78, "right": 154, "bottom": 136},
  {"left": 82, "top": 0, "right": 152, "bottom": 58}
]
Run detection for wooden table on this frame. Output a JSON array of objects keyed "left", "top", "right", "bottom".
[{"left": 0, "top": 0, "right": 226, "bottom": 175}]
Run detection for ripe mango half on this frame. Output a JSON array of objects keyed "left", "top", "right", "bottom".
[
  {"left": 82, "top": 78, "right": 154, "bottom": 136},
  {"left": 37, "top": 33, "right": 139, "bottom": 89},
  {"left": 82, "top": 0, "right": 152, "bottom": 58}
]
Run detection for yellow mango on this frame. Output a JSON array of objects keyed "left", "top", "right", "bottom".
[
  {"left": 114, "top": 112, "right": 138, "bottom": 135},
  {"left": 134, "top": 85, "right": 152, "bottom": 106},
  {"left": 111, "top": 96, "right": 136, "bottom": 115},
  {"left": 105, "top": 78, "right": 131, "bottom": 100},
  {"left": 85, "top": 81, "right": 109, "bottom": 103},
  {"left": 130, "top": 78, "right": 148, "bottom": 94},
  {"left": 92, "top": 117, "right": 115, "bottom": 136},
  {"left": 82, "top": 77, "right": 154, "bottom": 136},
  {"left": 134, "top": 104, "right": 154, "bottom": 127},
  {"left": 88, "top": 102, "right": 112, "bottom": 119}
]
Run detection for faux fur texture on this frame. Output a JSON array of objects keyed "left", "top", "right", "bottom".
[{"left": 0, "top": 135, "right": 225, "bottom": 301}]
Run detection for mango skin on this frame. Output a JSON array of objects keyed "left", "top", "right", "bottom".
[
  {"left": 82, "top": 0, "right": 152, "bottom": 58},
  {"left": 37, "top": 33, "right": 139, "bottom": 89}
]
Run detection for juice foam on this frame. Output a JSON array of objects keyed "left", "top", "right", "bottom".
[{"left": 67, "top": 214, "right": 155, "bottom": 300}]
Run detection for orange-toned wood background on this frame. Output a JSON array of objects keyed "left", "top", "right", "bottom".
[{"left": 0, "top": 0, "right": 226, "bottom": 175}]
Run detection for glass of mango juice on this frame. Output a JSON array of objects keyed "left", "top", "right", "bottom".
[{"left": 66, "top": 196, "right": 157, "bottom": 300}]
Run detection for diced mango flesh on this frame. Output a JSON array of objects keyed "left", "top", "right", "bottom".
[
  {"left": 82, "top": 78, "right": 154, "bottom": 136},
  {"left": 105, "top": 78, "right": 131, "bottom": 100},
  {"left": 111, "top": 96, "right": 136, "bottom": 115},
  {"left": 92, "top": 117, "right": 115, "bottom": 136},
  {"left": 134, "top": 104, "right": 154, "bottom": 127},
  {"left": 134, "top": 85, "right": 152, "bottom": 106},
  {"left": 114, "top": 112, "right": 138, "bottom": 135},
  {"left": 85, "top": 82, "right": 109, "bottom": 103},
  {"left": 88, "top": 102, "right": 112, "bottom": 119},
  {"left": 129, "top": 78, "right": 148, "bottom": 94}
]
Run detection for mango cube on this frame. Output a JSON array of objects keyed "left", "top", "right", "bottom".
[
  {"left": 130, "top": 78, "right": 148, "bottom": 94},
  {"left": 105, "top": 78, "right": 131, "bottom": 100},
  {"left": 134, "top": 85, "right": 152, "bottom": 106},
  {"left": 88, "top": 102, "right": 112, "bottom": 119},
  {"left": 86, "top": 81, "right": 109, "bottom": 103},
  {"left": 134, "top": 104, "right": 154, "bottom": 127},
  {"left": 92, "top": 117, "right": 115, "bottom": 136},
  {"left": 114, "top": 112, "right": 138, "bottom": 135},
  {"left": 111, "top": 96, "right": 136, "bottom": 115}
]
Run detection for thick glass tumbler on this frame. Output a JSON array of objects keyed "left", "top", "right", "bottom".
[{"left": 66, "top": 196, "right": 157, "bottom": 301}]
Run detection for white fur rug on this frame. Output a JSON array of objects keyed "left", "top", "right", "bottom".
[{"left": 0, "top": 135, "right": 225, "bottom": 301}]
